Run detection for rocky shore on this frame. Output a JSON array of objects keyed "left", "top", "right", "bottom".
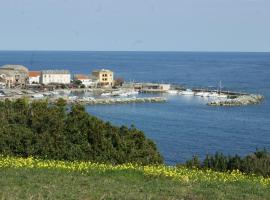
[
  {"left": 50, "top": 97, "right": 167, "bottom": 105},
  {"left": 207, "top": 95, "right": 264, "bottom": 106}
]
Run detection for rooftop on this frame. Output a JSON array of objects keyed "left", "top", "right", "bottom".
[
  {"left": 29, "top": 71, "right": 40, "bottom": 77},
  {"left": 74, "top": 74, "right": 89, "bottom": 80},
  {"left": 41, "top": 70, "right": 70, "bottom": 74},
  {"left": 92, "top": 69, "right": 113, "bottom": 73}
]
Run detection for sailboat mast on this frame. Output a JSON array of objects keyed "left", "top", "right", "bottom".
[{"left": 219, "top": 80, "right": 222, "bottom": 94}]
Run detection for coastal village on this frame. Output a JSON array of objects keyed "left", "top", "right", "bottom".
[{"left": 0, "top": 64, "right": 263, "bottom": 106}]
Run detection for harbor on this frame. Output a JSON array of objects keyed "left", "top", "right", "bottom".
[
  {"left": 0, "top": 86, "right": 264, "bottom": 107},
  {"left": 0, "top": 65, "right": 264, "bottom": 106}
]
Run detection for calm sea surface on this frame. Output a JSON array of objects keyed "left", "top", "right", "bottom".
[{"left": 1, "top": 51, "right": 270, "bottom": 164}]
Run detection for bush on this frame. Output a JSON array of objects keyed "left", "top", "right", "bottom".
[
  {"left": 183, "top": 149, "right": 270, "bottom": 177},
  {"left": 0, "top": 98, "right": 163, "bottom": 165}
]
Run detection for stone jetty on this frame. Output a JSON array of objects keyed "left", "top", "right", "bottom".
[
  {"left": 207, "top": 94, "right": 264, "bottom": 106},
  {"left": 50, "top": 97, "right": 167, "bottom": 105}
]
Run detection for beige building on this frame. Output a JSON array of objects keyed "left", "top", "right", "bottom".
[
  {"left": 0, "top": 65, "right": 29, "bottom": 88},
  {"left": 92, "top": 69, "right": 114, "bottom": 87},
  {"left": 40, "top": 70, "right": 71, "bottom": 85}
]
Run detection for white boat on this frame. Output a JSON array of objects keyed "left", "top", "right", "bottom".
[
  {"left": 111, "top": 90, "right": 122, "bottom": 96},
  {"left": 208, "top": 92, "right": 219, "bottom": 98},
  {"left": 202, "top": 92, "right": 211, "bottom": 97},
  {"left": 82, "top": 97, "right": 95, "bottom": 101},
  {"left": 31, "top": 94, "right": 44, "bottom": 98},
  {"left": 195, "top": 92, "right": 205, "bottom": 96},
  {"left": 69, "top": 96, "right": 78, "bottom": 100},
  {"left": 51, "top": 91, "right": 59, "bottom": 95},
  {"left": 217, "top": 94, "right": 228, "bottom": 99},
  {"left": 101, "top": 92, "right": 112, "bottom": 96},
  {"left": 43, "top": 92, "right": 52, "bottom": 96},
  {"left": 119, "top": 92, "right": 129, "bottom": 97},
  {"left": 167, "top": 90, "right": 179, "bottom": 94},
  {"left": 125, "top": 90, "right": 139, "bottom": 96},
  {"left": 0, "top": 93, "right": 5, "bottom": 97},
  {"left": 179, "top": 89, "right": 194, "bottom": 96},
  {"left": 115, "top": 90, "right": 138, "bottom": 97}
]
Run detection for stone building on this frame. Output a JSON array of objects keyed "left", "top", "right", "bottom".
[
  {"left": 92, "top": 69, "right": 114, "bottom": 87},
  {"left": 0, "top": 65, "right": 29, "bottom": 88},
  {"left": 40, "top": 70, "right": 71, "bottom": 85}
]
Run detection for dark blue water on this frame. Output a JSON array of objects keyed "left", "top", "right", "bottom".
[{"left": 1, "top": 51, "right": 270, "bottom": 164}]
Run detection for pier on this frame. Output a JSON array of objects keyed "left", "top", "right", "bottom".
[{"left": 50, "top": 97, "right": 167, "bottom": 105}]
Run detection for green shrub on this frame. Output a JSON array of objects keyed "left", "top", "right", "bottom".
[
  {"left": 0, "top": 98, "right": 163, "bottom": 165},
  {"left": 184, "top": 149, "right": 270, "bottom": 177}
]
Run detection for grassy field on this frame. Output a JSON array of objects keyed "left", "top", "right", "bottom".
[{"left": 1, "top": 157, "right": 270, "bottom": 200}]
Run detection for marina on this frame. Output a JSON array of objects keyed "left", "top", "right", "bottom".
[
  {"left": 0, "top": 84, "right": 264, "bottom": 106},
  {"left": 0, "top": 64, "right": 264, "bottom": 106}
]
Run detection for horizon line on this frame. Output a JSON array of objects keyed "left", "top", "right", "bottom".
[{"left": 0, "top": 50, "right": 269, "bottom": 53}]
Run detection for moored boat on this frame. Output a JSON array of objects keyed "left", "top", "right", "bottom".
[
  {"left": 167, "top": 90, "right": 179, "bottom": 95},
  {"left": 101, "top": 92, "right": 112, "bottom": 96},
  {"left": 179, "top": 89, "right": 194, "bottom": 96}
]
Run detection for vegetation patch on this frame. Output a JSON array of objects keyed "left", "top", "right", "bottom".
[
  {"left": 0, "top": 98, "right": 162, "bottom": 164},
  {"left": 1, "top": 156, "right": 270, "bottom": 187},
  {"left": 1, "top": 156, "right": 270, "bottom": 200}
]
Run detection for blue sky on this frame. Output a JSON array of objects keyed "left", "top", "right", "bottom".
[{"left": 0, "top": 0, "right": 269, "bottom": 51}]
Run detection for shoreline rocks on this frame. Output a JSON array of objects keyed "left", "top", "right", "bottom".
[
  {"left": 50, "top": 97, "right": 167, "bottom": 105},
  {"left": 207, "top": 95, "right": 264, "bottom": 106}
]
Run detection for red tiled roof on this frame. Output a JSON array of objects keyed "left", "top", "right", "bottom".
[
  {"left": 29, "top": 71, "right": 40, "bottom": 77},
  {"left": 74, "top": 74, "right": 89, "bottom": 80}
]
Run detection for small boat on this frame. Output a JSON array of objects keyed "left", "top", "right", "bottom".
[
  {"left": 82, "top": 97, "right": 95, "bottom": 101},
  {"left": 51, "top": 91, "right": 59, "bottom": 95},
  {"left": 0, "top": 93, "right": 5, "bottom": 97},
  {"left": 202, "top": 92, "right": 211, "bottom": 97},
  {"left": 43, "top": 92, "right": 52, "bottom": 96},
  {"left": 31, "top": 94, "right": 44, "bottom": 98},
  {"left": 167, "top": 90, "right": 179, "bottom": 94},
  {"left": 217, "top": 94, "right": 228, "bottom": 99},
  {"left": 119, "top": 92, "right": 129, "bottom": 97},
  {"left": 69, "top": 96, "right": 78, "bottom": 100},
  {"left": 127, "top": 90, "right": 139, "bottom": 95},
  {"left": 208, "top": 92, "right": 219, "bottom": 98},
  {"left": 111, "top": 90, "right": 122, "bottom": 96},
  {"left": 195, "top": 91, "right": 205, "bottom": 96},
  {"left": 179, "top": 89, "right": 194, "bottom": 96},
  {"left": 101, "top": 92, "right": 112, "bottom": 96}
]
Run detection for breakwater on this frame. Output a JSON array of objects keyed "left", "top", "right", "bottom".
[
  {"left": 50, "top": 97, "right": 167, "bottom": 105},
  {"left": 207, "top": 95, "right": 264, "bottom": 106}
]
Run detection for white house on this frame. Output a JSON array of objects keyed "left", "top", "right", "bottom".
[
  {"left": 28, "top": 71, "right": 40, "bottom": 84},
  {"left": 73, "top": 74, "right": 98, "bottom": 87},
  {"left": 40, "top": 70, "right": 71, "bottom": 85}
]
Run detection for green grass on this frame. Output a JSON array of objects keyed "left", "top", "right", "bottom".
[{"left": 1, "top": 167, "right": 270, "bottom": 200}]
